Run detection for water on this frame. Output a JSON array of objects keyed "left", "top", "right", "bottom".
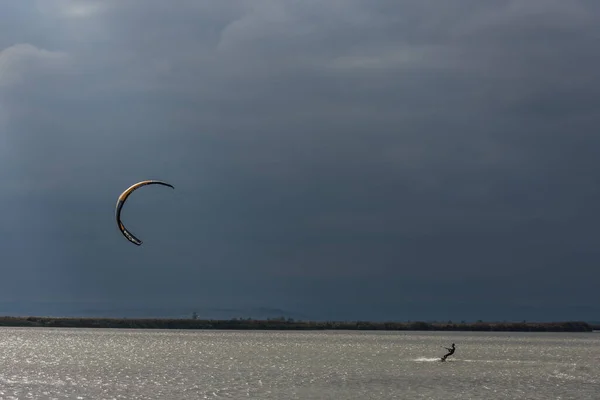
[{"left": 0, "top": 327, "right": 598, "bottom": 399}]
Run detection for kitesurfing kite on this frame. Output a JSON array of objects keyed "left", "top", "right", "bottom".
[{"left": 115, "top": 180, "right": 174, "bottom": 246}]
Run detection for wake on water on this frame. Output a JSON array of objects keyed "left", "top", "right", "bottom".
[
  {"left": 414, "top": 357, "right": 446, "bottom": 362},
  {"left": 413, "top": 357, "right": 540, "bottom": 364}
]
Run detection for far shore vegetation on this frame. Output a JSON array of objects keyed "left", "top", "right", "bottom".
[{"left": 0, "top": 316, "right": 595, "bottom": 332}]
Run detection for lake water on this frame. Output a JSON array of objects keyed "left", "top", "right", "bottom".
[{"left": 0, "top": 327, "right": 598, "bottom": 399}]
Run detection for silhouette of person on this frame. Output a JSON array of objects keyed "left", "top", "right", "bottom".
[{"left": 440, "top": 343, "right": 456, "bottom": 362}]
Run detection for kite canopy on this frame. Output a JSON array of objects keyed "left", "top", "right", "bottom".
[{"left": 115, "top": 180, "right": 174, "bottom": 245}]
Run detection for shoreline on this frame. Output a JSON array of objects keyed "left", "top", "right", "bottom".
[{"left": 0, "top": 316, "right": 595, "bottom": 332}]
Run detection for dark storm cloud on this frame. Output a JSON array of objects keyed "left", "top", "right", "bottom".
[{"left": 1, "top": 0, "right": 600, "bottom": 320}]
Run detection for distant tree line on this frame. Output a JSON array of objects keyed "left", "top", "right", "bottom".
[{"left": 0, "top": 316, "right": 593, "bottom": 332}]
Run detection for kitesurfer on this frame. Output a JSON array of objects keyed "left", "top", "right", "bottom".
[{"left": 440, "top": 343, "right": 455, "bottom": 362}]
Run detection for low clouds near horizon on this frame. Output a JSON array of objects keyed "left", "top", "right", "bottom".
[{"left": 1, "top": 0, "right": 599, "bottom": 321}]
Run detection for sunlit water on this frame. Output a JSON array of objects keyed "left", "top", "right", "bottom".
[{"left": 0, "top": 327, "right": 598, "bottom": 399}]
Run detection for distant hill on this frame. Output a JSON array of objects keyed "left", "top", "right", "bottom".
[
  {"left": 0, "top": 317, "right": 594, "bottom": 332},
  {"left": 1, "top": 301, "right": 598, "bottom": 325},
  {"left": 0, "top": 301, "right": 311, "bottom": 321}
]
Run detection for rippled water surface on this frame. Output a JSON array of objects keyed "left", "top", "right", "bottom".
[{"left": 0, "top": 327, "right": 598, "bottom": 399}]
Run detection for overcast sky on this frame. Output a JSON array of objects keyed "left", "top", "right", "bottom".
[{"left": 1, "top": 0, "right": 599, "bottom": 321}]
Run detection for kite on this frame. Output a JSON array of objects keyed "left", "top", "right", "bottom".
[{"left": 115, "top": 180, "right": 174, "bottom": 245}]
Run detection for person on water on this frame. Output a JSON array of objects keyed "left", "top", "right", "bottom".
[{"left": 440, "top": 343, "right": 456, "bottom": 362}]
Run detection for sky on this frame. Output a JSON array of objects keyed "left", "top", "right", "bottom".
[{"left": 1, "top": 0, "right": 600, "bottom": 322}]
